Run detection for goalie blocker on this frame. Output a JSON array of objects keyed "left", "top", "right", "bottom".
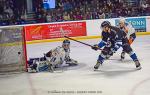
[{"left": 27, "top": 39, "right": 78, "bottom": 73}]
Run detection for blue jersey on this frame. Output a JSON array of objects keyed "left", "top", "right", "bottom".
[{"left": 98, "top": 26, "right": 126, "bottom": 48}]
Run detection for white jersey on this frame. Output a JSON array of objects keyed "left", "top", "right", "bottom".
[
  {"left": 46, "top": 46, "right": 70, "bottom": 65},
  {"left": 121, "top": 22, "right": 136, "bottom": 39}
]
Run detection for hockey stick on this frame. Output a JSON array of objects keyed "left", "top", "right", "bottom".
[
  {"left": 64, "top": 36, "right": 93, "bottom": 47},
  {"left": 64, "top": 36, "right": 104, "bottom": 51},
  {"left": 60, "top": 27, "right": 92, "bottom": 47},
  {"left": 60, "top": 28, "right": 103, "bottom": 51}
]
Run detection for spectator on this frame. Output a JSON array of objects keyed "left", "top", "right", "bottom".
[
  {"left": 4, "top": 7, "right": 13, "bottom": 18},
  {"left": 69, "top": 11, "right": 75, "bottom": 20},
  {"left": 63, "top": 11, "right": 71, "bottom": 21},
  {"left": 46, "top": 13, "right": 52, "bottom": 22},
  {"left": 63, "top": 0, "right": 72, "bottom": 11},
  {"left": 74, "top": 11, "right": 83, "bottom": 20},
  {"left": 1, "top": 0, "right": 150, "bottom": 26}
]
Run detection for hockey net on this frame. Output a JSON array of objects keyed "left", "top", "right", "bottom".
[{"left": 0, "top": 26, "right": 27, "bottom": 75}]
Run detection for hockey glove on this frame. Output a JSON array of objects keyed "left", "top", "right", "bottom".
[
  {"left": 106, "top": 41, "right": 112, "bottom": 47},
  {"left": 66, "top": 59, "right": 78, "bottom": 66},
  {"left": 91, "top": 44, "right": 99, "bottom": 51}
]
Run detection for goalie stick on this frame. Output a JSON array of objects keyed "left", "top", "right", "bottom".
[{"left": 60, "top": 28, "right": 103, "bottom": 51}]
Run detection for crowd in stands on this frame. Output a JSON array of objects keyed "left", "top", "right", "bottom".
[
  {"left": 0, "top": 0, "right": 26, "bottom": 26},
  {"left": 0, "top": 0, "right": 150, "bottom": 26}
]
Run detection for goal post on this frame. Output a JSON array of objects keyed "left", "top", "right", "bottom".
[{"left": 0, "top": 26, "right": 27, "bottom": 74}]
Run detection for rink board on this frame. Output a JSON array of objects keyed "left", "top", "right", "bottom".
[{"left": 0, "top": 35, "right": 150, "bottom": 95}]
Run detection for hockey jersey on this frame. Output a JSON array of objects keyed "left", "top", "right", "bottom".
[
  {"left": 120, "top": 22, "right": 136, "bottom": 39},
  {"left": 46, "top": 46, "right": 70, "bottom": 65},
  {"left": 98, "top": 26, "right": 126, "bottom": 48}
]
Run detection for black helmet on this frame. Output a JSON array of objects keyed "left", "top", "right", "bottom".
[
  {"left": 63, "top": 39, "right": 70, "bottom": 45},
  {"left": 101, "top": 21, "right": 111, "bottom": 28}
]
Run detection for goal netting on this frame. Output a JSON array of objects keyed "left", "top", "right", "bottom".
[{"left": 0, "top": 26, "right": 26, "bottom": 74}]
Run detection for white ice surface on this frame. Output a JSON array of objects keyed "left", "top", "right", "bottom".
[{"left": 0, "top": 35, "right": 150, "bottom": 95}]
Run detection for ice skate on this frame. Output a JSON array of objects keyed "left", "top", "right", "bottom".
[
  {"left": 134, "top": 60, "right": 142, "bottom": 70},
  {"left": 121, "top": 51, "right": 125, "bottom": 61},
  {"left": 48, "top": 64, "right": 54, "bottom": 73},
  {"left": 94, "top": 61, "right": 102, "bottom": 70}
]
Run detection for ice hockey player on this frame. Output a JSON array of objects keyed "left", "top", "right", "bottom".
[
  {"left": 28, "top": 39, "right": 78, "bottom": 73},
  {"left": 91, "top": 21, "right": 141, "bottom": 70},
  {"left": 118, "top": 18, "right": 136, "bottom": 60}
]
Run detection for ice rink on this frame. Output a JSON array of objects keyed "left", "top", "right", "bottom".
[{"left": 0, "top": 35, "right": 150, "bottom": 95}]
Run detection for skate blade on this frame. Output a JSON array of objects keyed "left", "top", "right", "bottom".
[
  {"left": 94, "top": 69, "right": 98, "bottom": 71},
  {"left": 136, "top": 66, "right": 142, "bottom": 70}
]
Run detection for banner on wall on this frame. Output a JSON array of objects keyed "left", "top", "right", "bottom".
[
  {"left": 24, "top": 21, "right": 87, "bottom": 41},
  {"left": 146, "top": 16, "right": 150, "bottom": 32},
  {"left": 115, "top": 17, "right": 146, "bottom": 32}
]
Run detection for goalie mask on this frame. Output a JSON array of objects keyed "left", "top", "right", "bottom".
[{"left": 62, "top": 39, "right": 70, "bottom": 50}]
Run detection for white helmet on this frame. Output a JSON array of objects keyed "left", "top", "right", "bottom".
[{"left": 119, "top": 17, "right": 126, "bottom": 24}]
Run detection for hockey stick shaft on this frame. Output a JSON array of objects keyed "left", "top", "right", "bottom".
[
  {"left": 60, "top": 28, "right": 103, "bottom": 51},
  {"left": 64, "top": 36, "right": 93, "bottom": 47},
  {"left": 64, "top": 36, "right": 103, "bottom": 51},
  {"left": 60, "top": 28, "right": 92, "bottom": 47}
]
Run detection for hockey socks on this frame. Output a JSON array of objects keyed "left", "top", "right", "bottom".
[
  {"left": 130, "top": 53, "right": 138, "bottom": 61},
  {"left": 94, "top": 55, "right": 105, "bottom": 69}
]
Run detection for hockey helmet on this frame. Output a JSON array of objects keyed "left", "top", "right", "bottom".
[
  {"left": 101, "top": 21, "right": 111, "bottom": 28},
  {"left": 63, "top": 39, "right": 70, "bottom": 45},
  {"left": 62, "top": 39, "right": 70, "bottom": 50},
  {"left": 119, "top": 17, "right": 126, "bottom": 24},
  {"left": 119, "top": 18, "right": 126, "bottom": 28}
]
